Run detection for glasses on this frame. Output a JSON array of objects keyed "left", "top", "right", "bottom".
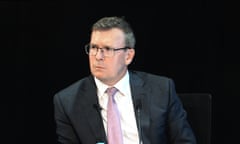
[{"left": 85, "top": 44, "right": 130, "bottom": 57}]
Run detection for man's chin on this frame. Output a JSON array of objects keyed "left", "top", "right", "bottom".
[{"left": 93, "top": 72, "right": 105, "bottom": 79}]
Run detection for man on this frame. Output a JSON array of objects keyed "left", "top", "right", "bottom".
[{"left": 54, "top": 16, "right": 196, "bottom": 144}]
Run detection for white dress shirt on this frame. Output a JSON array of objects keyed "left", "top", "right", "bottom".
[{"left": 95, "top": 71, "right": 139, "bottom": 144}]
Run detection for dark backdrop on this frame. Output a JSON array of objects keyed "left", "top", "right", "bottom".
[{"left": 1, "top": 0, "right": 238, "bottom": 143}]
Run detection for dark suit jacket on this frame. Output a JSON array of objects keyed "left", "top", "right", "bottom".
[{"left": 54, "top": 70, "right": 197, "bottom": 144}]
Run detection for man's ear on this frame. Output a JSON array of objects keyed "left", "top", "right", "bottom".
[{"left": 125, "top": 48, "right": 135, "bottom": 65}]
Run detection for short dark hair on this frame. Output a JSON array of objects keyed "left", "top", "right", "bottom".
[{"left": 92, "top": 16, "right": 136, "bottom": 48}]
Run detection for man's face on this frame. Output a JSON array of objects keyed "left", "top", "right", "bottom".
[{"left": 89, "top": 28, "right": 135, "bottom": 86}]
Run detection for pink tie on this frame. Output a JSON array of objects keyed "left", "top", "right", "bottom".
[{"left": 106, "top": 87, "right": 123, "bottom": 144}]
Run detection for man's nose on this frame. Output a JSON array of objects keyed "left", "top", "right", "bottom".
[{"left": 95, "top": 48, "right": 104, "bottom": 59}]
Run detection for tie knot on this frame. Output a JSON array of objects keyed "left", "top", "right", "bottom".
[{"left": 106, "top": 87, "right": 118, "bottom": 97}]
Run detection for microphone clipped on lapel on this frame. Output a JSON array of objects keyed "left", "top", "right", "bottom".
[
  {"left": 93, "top": 103, "right": 102, "bottom": 112},
  {"left": 135, "top": 99, "right": 143, "bottom": 144},
  {"left": 93, "top": 103, "right": 106, "bottom": 144}
]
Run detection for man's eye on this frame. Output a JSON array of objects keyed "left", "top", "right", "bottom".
[
  {"left": 104, "top": 47, "right": 112, "bottom": 51},
  {"left": 91, "top": 45, "right": 97, "bottom": 49}
]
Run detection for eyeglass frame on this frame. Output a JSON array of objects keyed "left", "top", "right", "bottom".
[{"left": 84, "top": 43, "right": 131, "bottom": 57}]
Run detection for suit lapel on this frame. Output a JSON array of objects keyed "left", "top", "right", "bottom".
[
  {"left": 78, "top": 76, "right": 107, "bottom": 143},
  {"left": 129, "top": 71, "right": 151, "bottom": 144}
]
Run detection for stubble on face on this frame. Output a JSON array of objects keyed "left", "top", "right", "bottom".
[{"left": 89, "top": 29, "right": 128, "bottom": 85}]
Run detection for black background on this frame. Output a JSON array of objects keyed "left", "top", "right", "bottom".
[{"left": 1, "top": 0, "right": 239, "bottom": 143}]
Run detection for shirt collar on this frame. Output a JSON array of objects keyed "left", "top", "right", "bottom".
[{"left": 94, "top": 70, "right": 130, "bottom": 97}]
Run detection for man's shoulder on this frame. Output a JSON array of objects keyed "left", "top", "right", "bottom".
[
  {"left": 129, "top": 70, "right": 171, "bottom": 81},
  {"left": 55, "top": 75, "right": 93, "bottom": 96},
  {"left": 129, "top": 70, "right": 175, "bottom": 90}
]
